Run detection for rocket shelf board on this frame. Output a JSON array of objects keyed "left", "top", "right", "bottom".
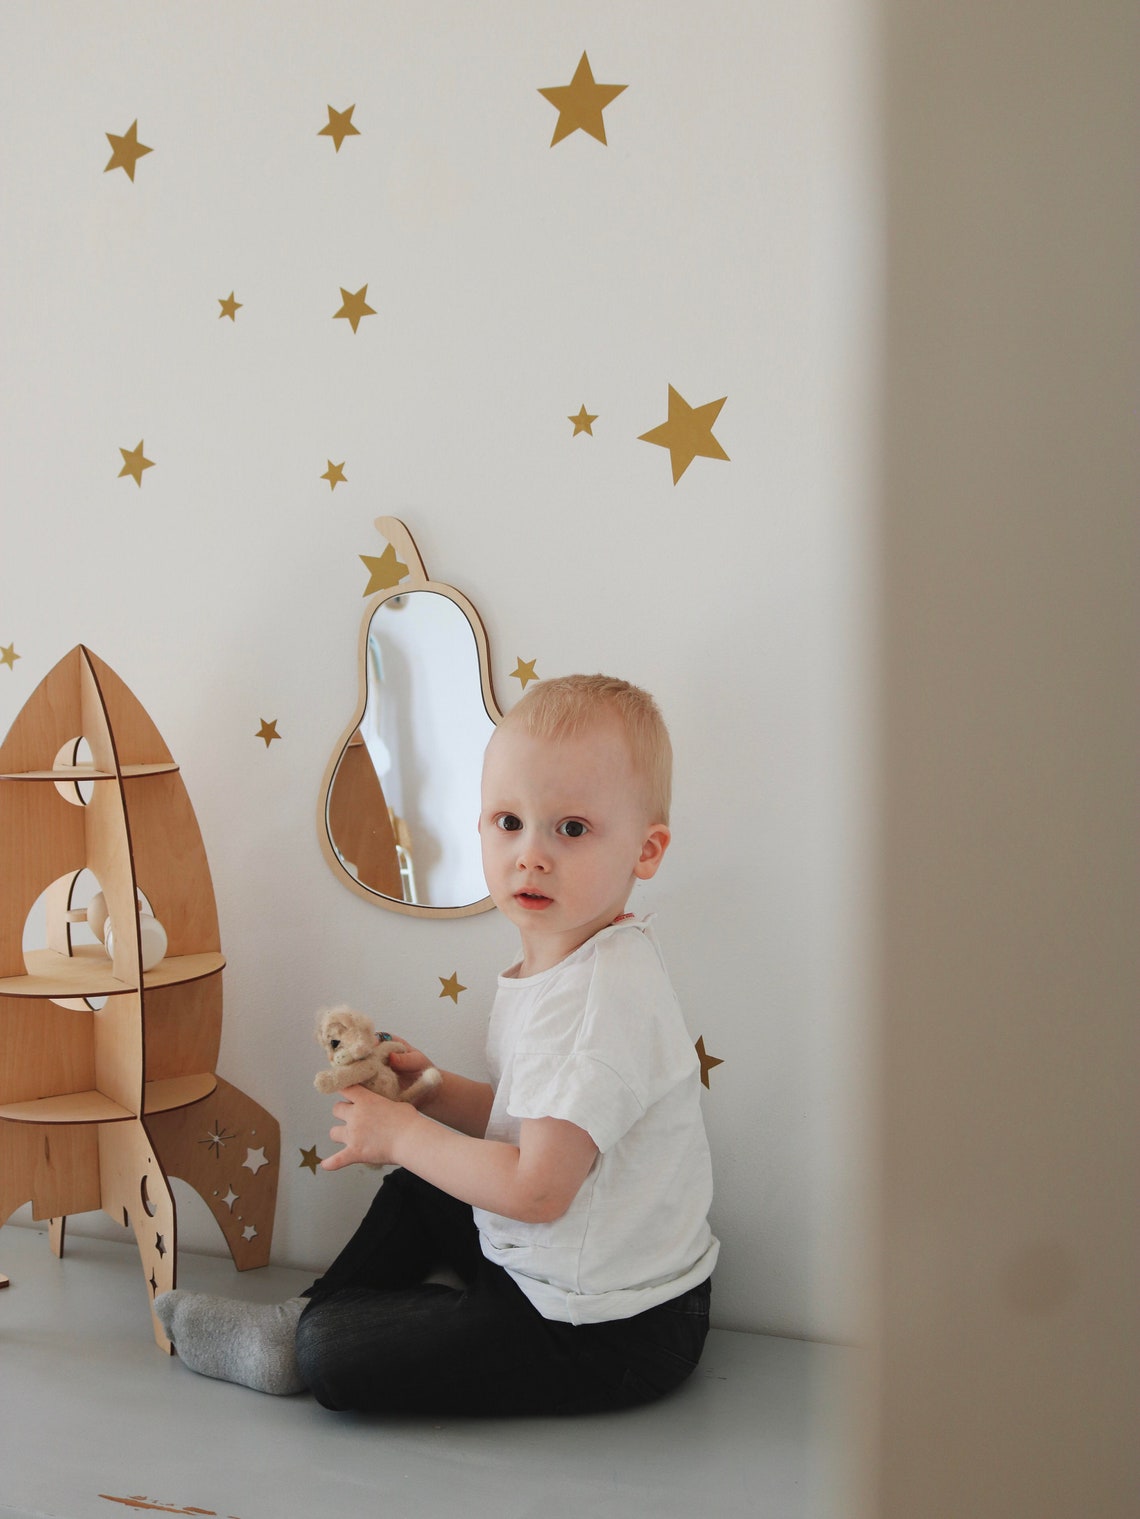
[
  {"left": 0, "top": 762, "right": 180, "bottom": 781},
  {"left": 0, "top": 1071, "right": 217, "bottom": 1124},
  {"left": 0, "top": 946, "right": 226, "bottom": 997}
]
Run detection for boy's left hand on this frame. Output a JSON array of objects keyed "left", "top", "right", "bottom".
[{"left": 321, "top": 1085, "right": 415, "bottom": 1170}]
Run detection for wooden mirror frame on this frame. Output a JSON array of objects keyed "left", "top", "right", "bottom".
[{"left": 317, "top": 517, "right": 503, "bottom": 918}]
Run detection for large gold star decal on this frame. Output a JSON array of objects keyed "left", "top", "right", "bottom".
[
  {"left": 322, "top": 460, "right": 347, "bottom": 490},
  {"left": 218, "top": 291, "right": 242, "bottom": 321},
  {"left": 569, "top": 406, "right": 597, "bottom": 436},
  {"left": 256, "top": 719, "right": 281, "bottom": 747},
  {"left": 360, "top": 543, "right": 410, "bottom": 596},
  {"left": 695, "top": 1036, "right": 724, "bottom": 1089},
  {"left": 511, "top": 657, "right": 539, "bottom": 689},
  {"left": 319, "top": 104, "right": 361, "bottom": 152},
  {"left": 118, "top": 440, "right": 155, "bottom": 487},
  {"left": 334, "top": 285, "right": 376, "bottom": 333},
  {"left": 104, "top": 120, "right": 153, "bottom": 180},
  {"left": 639, "top": 386, "right": 730, "bottom": 484},
  {"left": 539, "top": 53, "right": 627, "bottom": 146},
  {"left": 299, "top": 1146, "right": 321, "bottom": 1174},
  {"left": 1, "top": 645, "right": 20, "bottom": 671},
  {"left": 439, "top": 972, "right": 467, "bottom": 1004}
]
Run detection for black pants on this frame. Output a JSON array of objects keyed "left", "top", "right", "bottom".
[{"left": 295, "top": 1168, "right": 711, "bottom": 1416}]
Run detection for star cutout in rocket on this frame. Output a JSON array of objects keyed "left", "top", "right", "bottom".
[
  {"left": 118, "top": 440, "right": 155, "bottom": 487},
  {"left": 539, "top": 53, "right": 627, "bottom": 146},
  {"left": 511, "top": 657, "right": 539, "bottom": 689},
  {"left": 695, "top": 1036, "right": 724, "bottom": 1089},
  {"left": 256, "top": 719, "right": 281, "bottom": 747},
  {"left": 1, "top": 645, "right": 19, "bottom": 671},
  {"left": 569, "top": 406, "right": 597, "bottom": 436},
  {"left": 439, "top": 972, "right": 467, "bottom": 1004},
  {"left": 243, "top": 1147, "right": 269, "bottom": 1175},
  {"left": 218, "top": 291, "right": 242, "bottom": 321},
  {"left": 360, "top": 543, "right": 410, "bottom": 596},
  {"left": 639, "top": 386, "right": 730, "bottom": 484},
  {"left": 322, "top": 460, "right": 347, "bottom": 490},
  {"left": 200, "top": 1122, "right": 236, "bottom": 1156},
  {"left": 319, "top": 104, "right": 361, "bottom": 152},
  {"left": 334, "top": 285, "right": 376, "bottom": 333},
  {"left": 242, "top": 1224, "right": 258, "bottom": 1242},
  {"left": 104, "top": 120, "right": 153, "bottom": 180},
  {"left": 299, "top": 1146, "right": 321, "bottom": 1174}
]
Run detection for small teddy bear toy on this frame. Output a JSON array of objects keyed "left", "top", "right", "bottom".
[{"left": 314, "top": 1005, "right": 442, "bottom": 1106}]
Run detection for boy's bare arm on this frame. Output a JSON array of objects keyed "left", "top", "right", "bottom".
[{"left": 321, "top": 1090, "right": 598, "bottom": 1225}]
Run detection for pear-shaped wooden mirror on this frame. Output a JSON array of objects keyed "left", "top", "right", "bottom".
[{"left": 318, "top": 518, "right": 502, "bottom": 916}]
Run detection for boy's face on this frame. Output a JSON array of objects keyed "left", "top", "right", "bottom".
[{"left": 479, "top": 718, "right": 670, "bottom": 976}]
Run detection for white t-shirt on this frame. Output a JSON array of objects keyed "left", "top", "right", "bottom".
[{"left": 473, "top": 918, "right": 719, "bottom": 1325}]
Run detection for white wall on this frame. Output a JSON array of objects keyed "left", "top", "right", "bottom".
[{"left": 0, "top": 0, "right": 875, "bottom": 1342}]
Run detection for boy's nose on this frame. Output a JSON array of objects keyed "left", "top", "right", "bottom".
[{"left": 515, "top": 836, "right": 552, "bottom": 871}]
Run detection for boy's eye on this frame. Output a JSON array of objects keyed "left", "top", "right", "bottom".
[
  {"left": 496, "top": 814, "right": 523, "bottom": 832},
  {"left": 557, "top": 819, "right": 588, "bottom": 838}
]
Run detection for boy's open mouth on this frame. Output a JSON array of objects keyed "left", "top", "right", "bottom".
[{"left": 515, "top": 890, "right": 552, "bottom": 910}]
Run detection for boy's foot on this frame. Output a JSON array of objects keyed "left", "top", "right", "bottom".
[{"left": 154, "top": 1291, "right": 307, "bottom": 1395}]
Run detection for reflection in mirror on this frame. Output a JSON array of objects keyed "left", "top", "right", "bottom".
[{"left": 319, "top": 520, "right": 503, "bottom": 917}]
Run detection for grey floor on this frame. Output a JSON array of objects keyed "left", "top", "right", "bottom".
[{"left": 0, "top": 1224, "right": 856, "bottom": 1519}]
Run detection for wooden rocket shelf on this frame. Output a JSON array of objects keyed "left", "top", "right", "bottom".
[{"left": 0, "top": 646, "right": 281, "bottom": 1351}]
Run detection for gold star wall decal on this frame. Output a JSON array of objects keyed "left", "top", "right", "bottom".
[
  {"left": 256, "top": 719, "right": 281, "bottom": 747},
  {"left": 118, "top": 440, "right": 155, "bottom": 486},
  {"left": 322, "top": 460, "right": 347, "bottom": 489},
  {"left": 639, "top": 385, "right": 730, "bottom": 484},
  {"left": 334, "top": 285, "right": 376, "bottom": 333},
  {"left": 569, "top": 406, "right": 597, "bottom": 436},
  {"left": 360, "top": 543, "right": 410, "bottom": 596},
  {"left": 695, "top": 1036, "right": 724, "bottom": 1089},
  {"left": 299, "top": 1146, "right": 321, "bottom": 1174},
  {"left": 1, "top": 645, "right": 19, "bottom": 671},
  {"left": 511, "top": 657, "right": 539, "bottom": 688},
  {"left": 439, "top": 972, "right": 467, "bottom": 1004},
  {"left": 218, "top": 291, "right": 242, "bottom": 320},
  {"left": 319, "top": 104, "right": 361, "bottom": 152},
  {"left": 539, "top": 53, "right": 627, "bottom": 146},
  {"left": 104, "top": 119, "right": 153, "bottom": 180}
]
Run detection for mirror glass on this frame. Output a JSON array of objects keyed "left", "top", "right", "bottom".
[{"left": 323, "top": 590, "right": 495, "bottom": 911}]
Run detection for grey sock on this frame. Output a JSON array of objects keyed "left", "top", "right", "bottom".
[{"left": 154, "top": 1290, "right": 307, "bottom": 1395}]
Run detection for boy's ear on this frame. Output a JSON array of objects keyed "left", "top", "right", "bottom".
[{"left": 634, "top": 824, "right": 671, "bottom": 881}]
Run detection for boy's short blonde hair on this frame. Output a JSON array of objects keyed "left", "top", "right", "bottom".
[{"left": 503, "top": 674, "right": 672, "bottom": 825}]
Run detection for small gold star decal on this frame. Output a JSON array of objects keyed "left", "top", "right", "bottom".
[
  {"left": 319, "top": 104, "right": 361, "bottom": 152},
  {"left": 256, "top": 719, "right": 281, "bottom": 747},
  {"left": 695, "top": 1036, "right": 724, "bottom": 1089},
  {"left": 299, "top": 1146, "right": 321, "bottom": 1174},
  {"left": 243, "top": 1147, "right": 269, "bottom": 1175},
  {"left": 360, "top": 543, "right": 410, "bottom": 596},
  {"left": 218, "top": 291, "right": 242, "bottom": 321},
  {"left": 511, "top": 657, "right": 539, "bottom": 689},
  {"left": 118, "top": 440, "right": 155, "bottom": 487},
  {"left": 438, "top": 972, "right": 467, "bottom": 1004},
  {"left": 639, "top": 385, "right": 730, "bottom": 484},
  {"left": 569, "top": 406, "right": 597, "bottom": 436},
  {"left": 322, "top": 460, "right": 347, "bottom": 490},
  {"left": 104, "top": 119, "right": 153, "bottom": 180},
  {"left": 1, "top": 645, "right": 19, "bottom": 671},
  {"left": 539, "top": 53, "right": 627, "bottom": 146},
  {"left": 334, "top": 284, "right": 376, "bottom": 333}
]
